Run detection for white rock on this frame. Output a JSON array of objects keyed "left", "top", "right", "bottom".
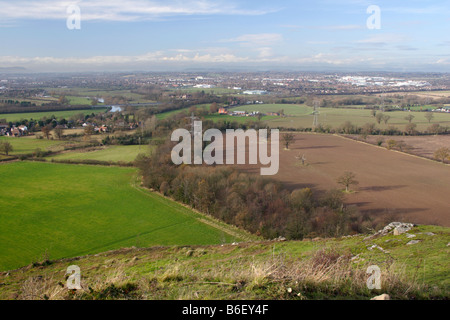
[
  {"left": 367, "top": 244, "right": 388, "bottom": 253},
  {"left": 371, "top": 294, "right": 390, "bottom": 300},
  {"left": 405, "top": 233, "right": 416, "bottom": 238},
  {"left": 406, "top": 240, "right": 421, "bottom": 245}
]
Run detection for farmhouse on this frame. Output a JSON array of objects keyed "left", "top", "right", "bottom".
[
  {"left": 218, "top": 107, "right": 228, "bottom": 114},
  {"left": 243, "top": 90, "right": 267, "bottom": 95},
  {"left": 6, "top": 125, "right": 27, "bottom": 137},
  {"left": 232, "top": 111, "right": 246, "bottom": 116},
  {"left": 0, "top": 123, "right": 8, "bottom": 136}
]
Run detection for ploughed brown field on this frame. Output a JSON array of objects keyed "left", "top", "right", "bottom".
[
  {"left": 237, "top": 133, "right": 450, "bottom": 227},
  {"left": 343, "top": 134, "right": 450, "bottom": 161}
]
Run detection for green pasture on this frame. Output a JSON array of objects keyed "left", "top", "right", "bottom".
[
  {"left": 0, "top": 108, "right": 108, "bottom": 123},
  {"left": 0, "top": 161, "right": 248, "bottom": 271},
  {"left": 48, "top": 145, "right": 150, "bottom": 163},
  {"left": 0, "top": 136, "right": 66, "bottom": 155}
]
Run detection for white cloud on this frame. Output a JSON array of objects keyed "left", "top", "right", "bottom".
[
  {"left": 0, "top": 0, "right": 275, "bottom": 23},
  {"left": 281, "top": 24, "right": 364, "bottom": 31},
  {"left": 221, "top": 33, "right": 283, "bottom": 46},
  {"left": 436, "top": 58, "right": 450, "bottom": 65},
  {"left": 356, "top": 34, "right": 410, "bottom": 45},
  {"left": 0, "top": 50, "right": 251, "bottom": 71}
]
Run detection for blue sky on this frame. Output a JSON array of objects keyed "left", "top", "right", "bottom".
[{"left": 0, "top": 0, "right": 449, "bottom": 72}]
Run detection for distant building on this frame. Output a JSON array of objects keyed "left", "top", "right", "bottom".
[
  {"left": 218, "top": 107, "right": 228, "bottom": 114},
  {"left": 243, "top": 90, "right": 267, "bottom": 95},
  {"left": 0, "top": 123, "right": 8, "bottom": 136}
]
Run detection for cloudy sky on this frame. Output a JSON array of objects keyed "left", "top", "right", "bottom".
[{"left": 0, "top": 0, "right": 449, "bottom": 72}]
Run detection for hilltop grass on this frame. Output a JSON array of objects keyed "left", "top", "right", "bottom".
[
  {"left": 0, "top": 161, "right": 256, "bottom": 271},
  {"left": 0, "top": 225, "right": 447, "bottom": 300}
]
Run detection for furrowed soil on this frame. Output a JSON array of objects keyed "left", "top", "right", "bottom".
[
  {"left": 239, "top": 133, "right": 450, "bottom": 227},
  {"left": 344, "top": 134, "right": 450, "bottom": 161}
]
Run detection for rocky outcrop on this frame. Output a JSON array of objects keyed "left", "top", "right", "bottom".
[{"left": 365, "top": 222, "right": 416, "bottom": 240}]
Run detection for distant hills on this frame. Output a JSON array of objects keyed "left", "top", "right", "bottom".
[{"left": 0, "top": 67, "right": 27, "bottom": 73}]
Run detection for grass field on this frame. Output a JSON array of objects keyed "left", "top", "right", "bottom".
[
  {"left": 156, "top": 104, "right": 209, "bottom": 120},
  {"left": 273, "top": 108, "right": 450, "bottom": 131},
  {"left": 176, "top": 103, "right": 450, "bottom": 130},
  {"left": 0, "top": 108, "right": 108, "bottom": 122},
  {"left": 170, "top": 87, "right": 241, "bottom": 95},
  {"left": 66, "top": 96, "right": 97, "bottom": 105},
  {"left": 0, "top": 136, "right": 67, "bottom": 155},
  {"left": 229, "top": 104, "right": 312, "bottom": 116},
  {"left": 48, "top": 145, "right": 151, "bottom": 163},
  {"left": 0, "top": 162, "right": 255, "bottom": 271},
  {"left": 43, "top": 87, "right": 157, "bottom": 104},
  {"left": 223, "top": 104, "right": 450, "bottom": 131}
]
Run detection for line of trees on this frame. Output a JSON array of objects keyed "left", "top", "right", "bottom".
[{"left": 136, "top": 141, "right": 373, "bottom": 239}]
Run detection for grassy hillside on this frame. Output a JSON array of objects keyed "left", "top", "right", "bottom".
[
  {"left": 0, "top": 162, "right": 257, "bottom": 271},
  {"left": 0, "top": 224, "right": 448, "bottom": 300}
]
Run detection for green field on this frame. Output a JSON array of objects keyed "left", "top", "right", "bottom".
[
  {"left": 170, "top": 87, "right": 240, "bottom": 95},
  {"left": 230, "top": 104, "right": 312, "bottom": 116},
  {"left": 43, "top": 87, "right": 157, "bottom": 104},
  {"left": 0, "top": 108, "right": 108, "bottom": 122},
  {"left": 0, "top": 136, "right": 67, "bottom": 155},
  {"left": 269, "top": 108, "right": 450, "bottom": 130},
  {"left": 48, "top": 145, "right": 151, "bottom": 163},
  {"left": 0, "top": 162, "right": 253, "bottom": 271},
  {"left": 66, "top": 96, "right": 97, "bottom": 105},
  {"left": 156, "top": 104, "right": 210, "bottom": 120},
  {"left": 208, "top": 104, "right": 450, "bottom": 130}
]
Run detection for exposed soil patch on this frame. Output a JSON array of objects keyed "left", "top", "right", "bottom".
[{"left": 237, "top": 133, "right": 450, "bottom": 227}]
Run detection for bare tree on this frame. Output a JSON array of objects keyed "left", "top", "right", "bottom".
[
  {"left": 405, "top": 114, "right": 415, "bottom": 123},
  {"left": 257, "top": 113, "right": 264, "bottom": 122},
  {"left": 41, "top": 125, "right": 52, "bottom": 140},
  {"left": 425, "top": 112, "right": 434, "bottom": 123},
  {"left": 405, "top": 122, "right": 417, "bottom": 135},
  {"left": 84, "top": 125, "right": 95, "bottom": 139},
  {"left": 337, "top": 171, "right": 359, "bottom": 192},
  {"left": 428, "top": 123, "right": 442, "bottom": 135},
  {"left": 209, "top": 102, "right": 218, "bottom": 114},
  {"left": 375, "top": 113, "right": 384, "bottom": 124},
  {"left": 53, "top": 127, "right": 64, "bottom": 140},
  {"left": 386, "top": 139, "right": 397, "bottom": 150},
  {"left": 0, "top": 141, "right": 13, "bottom": 155},
  {"left": 295, "top": 153, "right": 307, "bottom": 166},
  {"left": 361, "top": 123, "right": 376, "bottom": 139},
  {"left": 282, "top": 133, "right": 295, "bottom": 149},
  {"left": 434, "top": 147, "right": 450, "bottom": 164}
]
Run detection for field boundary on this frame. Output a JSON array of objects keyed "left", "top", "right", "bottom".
[
  {"left": 130, "top": 175, "right": 261, "bottom": 243},
  {"left": 335, "top": 134, "right": 450, "bottom": 166}
]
